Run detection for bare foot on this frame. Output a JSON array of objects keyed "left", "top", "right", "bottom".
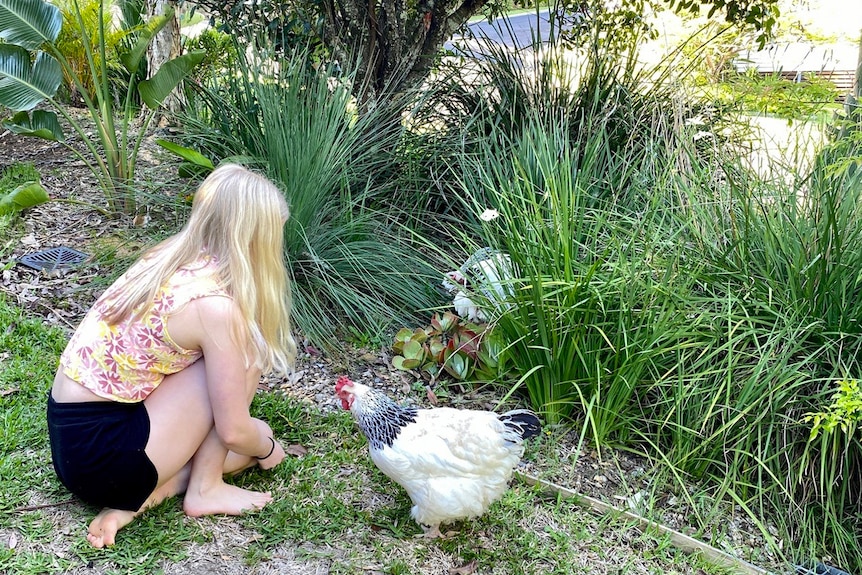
[
  {"left": 87, "top": 508, "right": 137, "bottom": 548},
  {"left": 182, "top": 480, "right": 272, "bottom": 517}
]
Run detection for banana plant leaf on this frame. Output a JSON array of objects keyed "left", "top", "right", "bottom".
[
  {"left": 0, "top": 181, "right": 49, "bottom": 216},
  {"left": 119, "top": 8, "right": 175, "bottom": 74},
  {"left": 3, "top": 109, "right": 64, "bottom": 141},
  {"left": 0, "top": 0, "right": 62, "bottom": 50},
  {"left": 137, "top": 50, "right": 205, "bottom": 109},
  {"left": 0, "top": 45, "right": 62, "bottom": 111},
  {"left": 155, "top": 139, "right": 214, "bottom": 169}
]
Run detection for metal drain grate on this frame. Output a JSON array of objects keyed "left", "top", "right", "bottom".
[{"left": 18, "top": 246, "right": 89, "bottom": 272}]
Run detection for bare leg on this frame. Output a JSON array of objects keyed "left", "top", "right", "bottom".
[
  {"left": 182, "top": 427, "right": 272, "bottom": 517},
  {"left": 87, "top": 466, "right": 191, "bottom": 548},
  {"left": 86, "top": 359, "right": 267, "bottom": 547}
]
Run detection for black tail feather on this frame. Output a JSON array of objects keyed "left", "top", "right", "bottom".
[{"left": 500, "top": 409, "right": 542, "bottom": 440}]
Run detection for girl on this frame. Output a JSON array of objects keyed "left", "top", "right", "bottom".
[{"left": 47, "top": 164, "right": 296, "bottom": 548}]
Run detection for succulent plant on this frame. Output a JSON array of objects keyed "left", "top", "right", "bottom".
[{"left": 391, "top": 311, "right": 505, "bottom": 382}]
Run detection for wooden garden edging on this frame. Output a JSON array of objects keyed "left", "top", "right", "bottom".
[{"left": 516, "top": 472, "right": 777, "bottom": 575}]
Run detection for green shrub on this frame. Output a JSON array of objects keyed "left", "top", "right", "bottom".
[
  {"left": 421, "top": 17, "right": 862, "bottom": 569},
  {"left": 183, "top": 27, "right": 238, "bottom": 86},
  {"left": 708, "top": 69, "right": 839, "bottom": 120},
  {"left": 52, "top": 0, "right": 124, "bottom": 105}
]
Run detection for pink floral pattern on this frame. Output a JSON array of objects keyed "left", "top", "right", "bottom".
[{"left": 60, "top": 256, "right": 227, "bottom": 402}]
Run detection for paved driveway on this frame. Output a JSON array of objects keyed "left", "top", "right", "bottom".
[{"left": 447, "top": 9, "right": 563, "bottom": 54}]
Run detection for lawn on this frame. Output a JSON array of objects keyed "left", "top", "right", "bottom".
[{"left": 0, "top": 294, "right": 750, "bottom": 575}]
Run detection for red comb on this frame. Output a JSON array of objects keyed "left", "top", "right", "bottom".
[{"left": 335, "top": 376, "right": 352, "bottom": 392}]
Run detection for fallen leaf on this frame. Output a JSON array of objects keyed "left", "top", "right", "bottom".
[
  {"left": 0, "top": 388, "right": 19, "bottom": 397},
  {"left": 284, "top": 443, "right": 308, "bottom": 457},
  {"left": 449, "top": 559, "right": 477, "bottom": 574},
  {"left": 7, "top": 533, "right": 17, "bottom": 550},
  {"left": 426, "top": 387, "right": 438, "bottom": 406}
]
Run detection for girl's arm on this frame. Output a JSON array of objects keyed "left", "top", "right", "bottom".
[{"left": 169, "top": 296, "right": 277, "bottom": 459}]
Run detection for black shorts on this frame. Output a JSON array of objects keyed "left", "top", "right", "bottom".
[{"left": 47, "top": 392, "right": 159, "bottom": 512}]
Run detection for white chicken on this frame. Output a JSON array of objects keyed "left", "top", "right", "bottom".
[{"left": 335, "top": 376, "right": 541, "bottom": 538}]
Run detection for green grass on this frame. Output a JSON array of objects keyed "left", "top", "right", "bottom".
[{"left": 0, "top": 296, "right": 745, "bottom": 574}]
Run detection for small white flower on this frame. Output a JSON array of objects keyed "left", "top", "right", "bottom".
[{"left": 479, "top": 208, "right": 500, "bottom": 222}]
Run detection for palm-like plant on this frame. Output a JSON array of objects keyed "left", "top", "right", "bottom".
[{"left": 0, "top": 0, "right": 203, "bottom": 215}]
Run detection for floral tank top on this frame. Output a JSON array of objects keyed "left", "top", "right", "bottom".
[{"left": 60, "top": 255, "right": 228, "bottom": 402}]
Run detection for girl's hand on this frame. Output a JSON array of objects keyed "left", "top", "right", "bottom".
[{"left": 257, "top": 438, "right": 286, "bottom": 470}]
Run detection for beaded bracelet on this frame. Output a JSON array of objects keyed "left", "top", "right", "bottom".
[{"left": 256, "top": 436, "right": 275, "bottom": 460}]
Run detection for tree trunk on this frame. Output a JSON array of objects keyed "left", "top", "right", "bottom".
[
  {"left": 145, "top": 0, "right": 182, "bottom": 118},
  {"left": 321, "top": 0, "right": 488, "bottom": 107}
]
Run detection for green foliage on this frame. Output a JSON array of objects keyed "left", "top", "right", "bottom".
[
  {"left": 154, "top": 137, "right": 215, "bottom": 180},
  {"left": 391, "top": 311, "right": 505, "bottom": 381},
  {"left": 0, "top": 180, "right": 49, "bottom": 215},
  {"left": 0, "top": 162, "right": 47, "bottom": 216},
  {"left": 182, "top": 26, "right": 238, "bottom": 85},
  {"left": 52, "top": 0, "right": 124, "bottom": 104},
  {"left": 413, "top": 11, "right": 862, "bottom": 568},
  {"left": 452, "top": 116, "right": 694, "bottom": 433},
  {"left": 0, "top": 0, "right": 203, "bottom": 215},
  {"left": 562, "top": 0, "right": 659, "bottom": 58},
  {"left": 713, "top": 70, "right": 839, "bottom": 119},
  {"left": 0, "top": 296, "right": 66, "bottom": 454},
  {"left": 663, "top": 0, "right": 780, "bottom": 48},
  {"left": 186, "top": 0, "right": 321, "bottom": 55},
  {"left": 805, "top": 379, "right": 862, "bottom": 440},
  {"left": 175, "top": 43, "right": 441, "bottom": 347},
  {"left": 0, "top": 161, "right": 39, "bottom": 190}
]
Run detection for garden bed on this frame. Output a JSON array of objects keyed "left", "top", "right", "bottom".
[{"left": 0, "top": 126, "right": 785, "bottom": 575}]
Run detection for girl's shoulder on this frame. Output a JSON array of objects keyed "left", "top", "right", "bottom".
[{"left": 159, "top": 255, "right": 229, "bottom": 311}]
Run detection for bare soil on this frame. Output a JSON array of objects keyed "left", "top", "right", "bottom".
[{"left": 0, "top": 125, "right": 783, "bottom": 575}]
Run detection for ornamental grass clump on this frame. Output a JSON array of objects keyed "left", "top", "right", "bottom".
[{"left": 175, "top": 41, "right": 442, "bottom": 347}]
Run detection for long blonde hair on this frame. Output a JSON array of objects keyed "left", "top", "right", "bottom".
[{"left": 103, "top": 164, "right": 296, "bottom": 374}]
